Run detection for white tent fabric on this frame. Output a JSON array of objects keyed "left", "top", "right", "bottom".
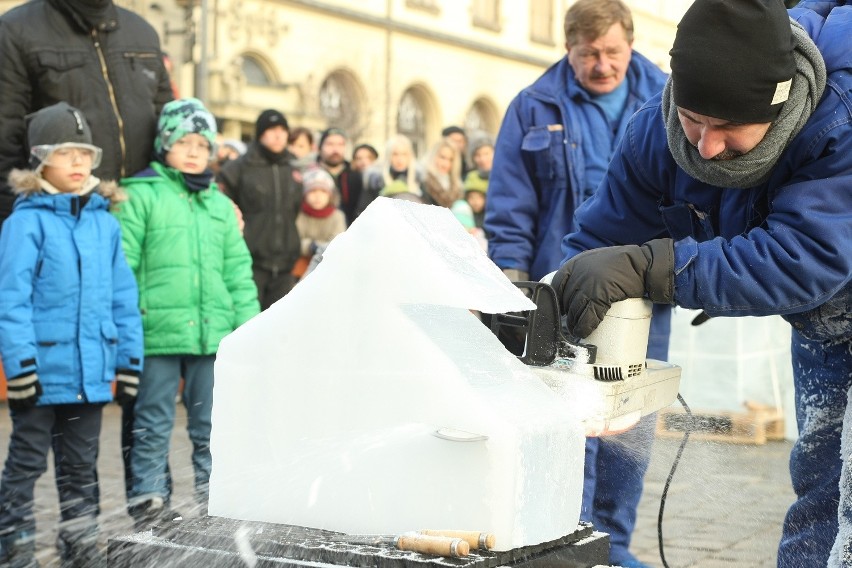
[{"left": 667, "top": 308, "right": 798, "bottom": 440}]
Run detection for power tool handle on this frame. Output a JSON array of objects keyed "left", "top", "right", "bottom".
[
  {"left": 395, "top": 534, "right": 470, "bottom": 557},
  {"left": 419, "top": 530, "right": 495, "bottom": 550}
]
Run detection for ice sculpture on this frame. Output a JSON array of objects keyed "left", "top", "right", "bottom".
[{"left": 208, "top": 198, "right": 586, "bottom": 551}]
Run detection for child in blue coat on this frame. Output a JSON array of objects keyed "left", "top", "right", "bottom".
[{"left": 0, "top": 102, "right": 143, "bottom": 568}]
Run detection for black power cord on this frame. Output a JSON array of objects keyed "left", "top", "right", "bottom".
[{"left": 657, "top": 393, "right": 693, "bottom": 568}]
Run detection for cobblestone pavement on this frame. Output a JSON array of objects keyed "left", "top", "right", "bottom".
[
  {"left": 0, "top": 404, "right": 795, "bottom": 567},
  {"left": 632, "top": 436, "right": 795, "bottom": 568}
]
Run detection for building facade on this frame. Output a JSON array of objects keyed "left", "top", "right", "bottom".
[{"left": 0, "top": 0, "right": 690, "bottom": 155}]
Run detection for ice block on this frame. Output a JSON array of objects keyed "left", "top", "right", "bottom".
[{"left": 208, "top": 198, "right": 586, "bottom": 551}]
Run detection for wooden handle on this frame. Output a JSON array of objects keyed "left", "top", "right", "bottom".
[
  {"left": 418, "top": 530, "right": 495, "bottom": 550},
  {"left": 395, "top": 534, "right": 469, "bottom": 557}
]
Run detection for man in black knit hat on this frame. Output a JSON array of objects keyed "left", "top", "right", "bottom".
[
  {"left": 547, "top": 1, "right": 852, "bottom": 566},
  {"left": 220, "top": 109, "right": 302, "bottom": 309}
]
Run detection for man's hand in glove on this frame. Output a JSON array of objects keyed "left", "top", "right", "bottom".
[
  {"left": 6, "top": 372, "right": 42, "bottom": 411},
  {"left": 114, "top": 371, "right": 140, "bottom": 405},
  {"left": 551, "top": 238, "right": 675, "bottom": 339}
]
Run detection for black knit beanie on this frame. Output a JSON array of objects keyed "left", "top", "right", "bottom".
[
  {"left": 318, "top": 127, "right": 347, "bottom": 150},
  {"left": 670, "top": 0, "right": 796, "bottom": 123},
  {"left": 255, "top": 109, "right": 289, "bottom": 140}
]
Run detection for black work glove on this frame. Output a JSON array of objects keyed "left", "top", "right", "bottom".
[
  {"left": 114, "top": 371, "right": 140, "bottom": 405},
  {"left": 551, "top": 238, "right": 675, "bottom": 339},
  {"left": 6, "top": 372, "right": 42, "bottom": 411}
]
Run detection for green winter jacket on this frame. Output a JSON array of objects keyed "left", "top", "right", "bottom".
[{"left": 114, "top": 161, "right": 259, "bottom": 355}]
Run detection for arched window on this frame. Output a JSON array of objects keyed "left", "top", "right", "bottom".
[
  {"left": 464, "top": 98, "right": 499, "bottom": 137},
  {"left": 397, "top": 89, "right": 427, "bottom": 157},
  {"left": 241, "top": 55, "right": 272, "bottom": 86},
  {"left": 319, "top": 71, "right": 366, "bottom": 140}
]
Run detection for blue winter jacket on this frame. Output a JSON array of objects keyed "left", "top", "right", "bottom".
[
  {"left": 562, "top": 3, "right": 852, "bottom": 337},
  {"left": 485, "top": 52, "right": 667, "bottom": 281},
  {"left": 0, "top": 171, "right": 143, "bottom": 405}
]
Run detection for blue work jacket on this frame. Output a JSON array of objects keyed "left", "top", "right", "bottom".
[
  {"left": 486, "top": 52, "right": 667, "bottom": 281},
  {"left": 562, "top": 3, "right": 852, "bottom": 336}
]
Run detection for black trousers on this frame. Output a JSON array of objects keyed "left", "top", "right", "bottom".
[
  {"left": 0, "top": 404, "right": 103, "bottom": 536},
  {"left": 253, "top": 266, "right": 294, "bottom": 310}
]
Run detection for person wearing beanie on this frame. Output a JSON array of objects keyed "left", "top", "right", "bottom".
[
  {"left": 292, "top": 166, "right": 347, "bottom": 281},
  {"left": 315, "top": 127, "right": 365, "bottom": 226},
  {"left": 0, "top": 0, "right": 174, "bottom": 230},
  {"left": 219, "top": 108, "right": 302, "bottom": 309},
  {"left": 548, "top": 1, "right": 852, "bottom": 566},
  {"left": 381, "top": 178, "right": 423, "bottom": 203},
  {"left": 463, "top": 175, "right": 488, "bottom": 230},
  {"left": 0, "top": 102, "right": 143, "bottom": 567},
  {"left": 463, "top": 134, "right": 494, "bottom": 229},
  {"left": 485, "top": 1, "right": 668, "bottom": 566},
  {"left": 113, "top": 98, "right": 259, "bottom": 531}
]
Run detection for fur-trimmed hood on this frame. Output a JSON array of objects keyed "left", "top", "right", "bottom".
[{"left": 8, "top": 168, "right": 127, "bottom": 204}]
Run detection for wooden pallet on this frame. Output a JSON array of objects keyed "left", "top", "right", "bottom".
[{"left": 656, "top": 401, "right": 785, "bottom": 445}]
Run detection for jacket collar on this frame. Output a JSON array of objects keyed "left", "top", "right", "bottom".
[{"left": 48, "top": 0, "right": 119, "bottom": 34}]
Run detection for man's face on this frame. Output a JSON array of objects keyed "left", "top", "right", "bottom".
[
  {"left": 260, "top": 126, "right": 289, "bottom": 154},
  {"left": 677, "top": 108, "right": 772, "bottom": 160},
  {"left": 566, "top": 23, "right": 632, "bottom": 96},
  {"left": 320, "top": 134, "right": 347, "bottom": 167},
  {"left": 446, "top": 132, "right": 466, "bottom": 154}
]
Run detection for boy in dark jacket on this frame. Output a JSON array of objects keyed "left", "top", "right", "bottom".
[{"left": 0, "top": 102, "right": 143, "bottom": 567}]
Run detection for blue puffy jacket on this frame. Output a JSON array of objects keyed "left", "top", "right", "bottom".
[
  {"left": 562, "top": 4, "right": 852, "bottom": 328},
  {"left": 485, "top": 52, "right": 667, "bottom": 281},
  {"left": 0, "top": 171, "right": 143, "bottom": 405}
]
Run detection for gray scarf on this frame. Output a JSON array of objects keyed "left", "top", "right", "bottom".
[{"left": 662, "top": 20, "right": 826, "bottom": 189}]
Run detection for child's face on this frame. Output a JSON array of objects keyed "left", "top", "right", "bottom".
[
  {"left": 466, "top": 191, "right": 486, "bottom": 214},
  {"left": 305, "top": 188, "right": 331, "bottom": 210},
  {"left": 166, "top": 133, "right": 212, "bottom": 174},
  {"left": 473, "top": 145, "right": 494, "bottom": 172},
  {"left": 40, "top": 146, "right": 95, "bottom": 193}
]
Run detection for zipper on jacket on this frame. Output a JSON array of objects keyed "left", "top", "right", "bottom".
[
  {"left": 273, "top": 164, "right": 283, "bottom": 271},
  {"left": 92, "top": 29, "right": 127, "bottom": 178}
]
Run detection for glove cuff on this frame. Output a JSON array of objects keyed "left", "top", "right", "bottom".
[
  {"left": 6, "top": 372, "right": 40, "bottom": 402},
  {"left": 642, "top": 238, "right": 675, "bottom": 304}
]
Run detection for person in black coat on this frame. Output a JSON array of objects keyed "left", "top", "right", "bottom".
[{"left": 0, "top": 0, "right": 174, "bottom": 227}]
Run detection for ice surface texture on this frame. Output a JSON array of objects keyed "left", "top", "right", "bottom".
[{"left": 208, "top": 198, "right": 586, "bottom": 551}]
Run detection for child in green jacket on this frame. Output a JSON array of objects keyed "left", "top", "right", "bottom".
[{"left": 113, "top": 98, "right": 259, "bottom": 529}]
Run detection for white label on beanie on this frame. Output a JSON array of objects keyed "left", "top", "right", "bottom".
[{"left": 771, "top": 79, "right": 792, "bottom": 106}]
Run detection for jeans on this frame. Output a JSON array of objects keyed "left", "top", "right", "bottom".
[
  {"left": 0, "top": 404, "right": 103, "bottom": 536},
  {"left": 129, "top": 355, "right": 214, "bottom": 505}
]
